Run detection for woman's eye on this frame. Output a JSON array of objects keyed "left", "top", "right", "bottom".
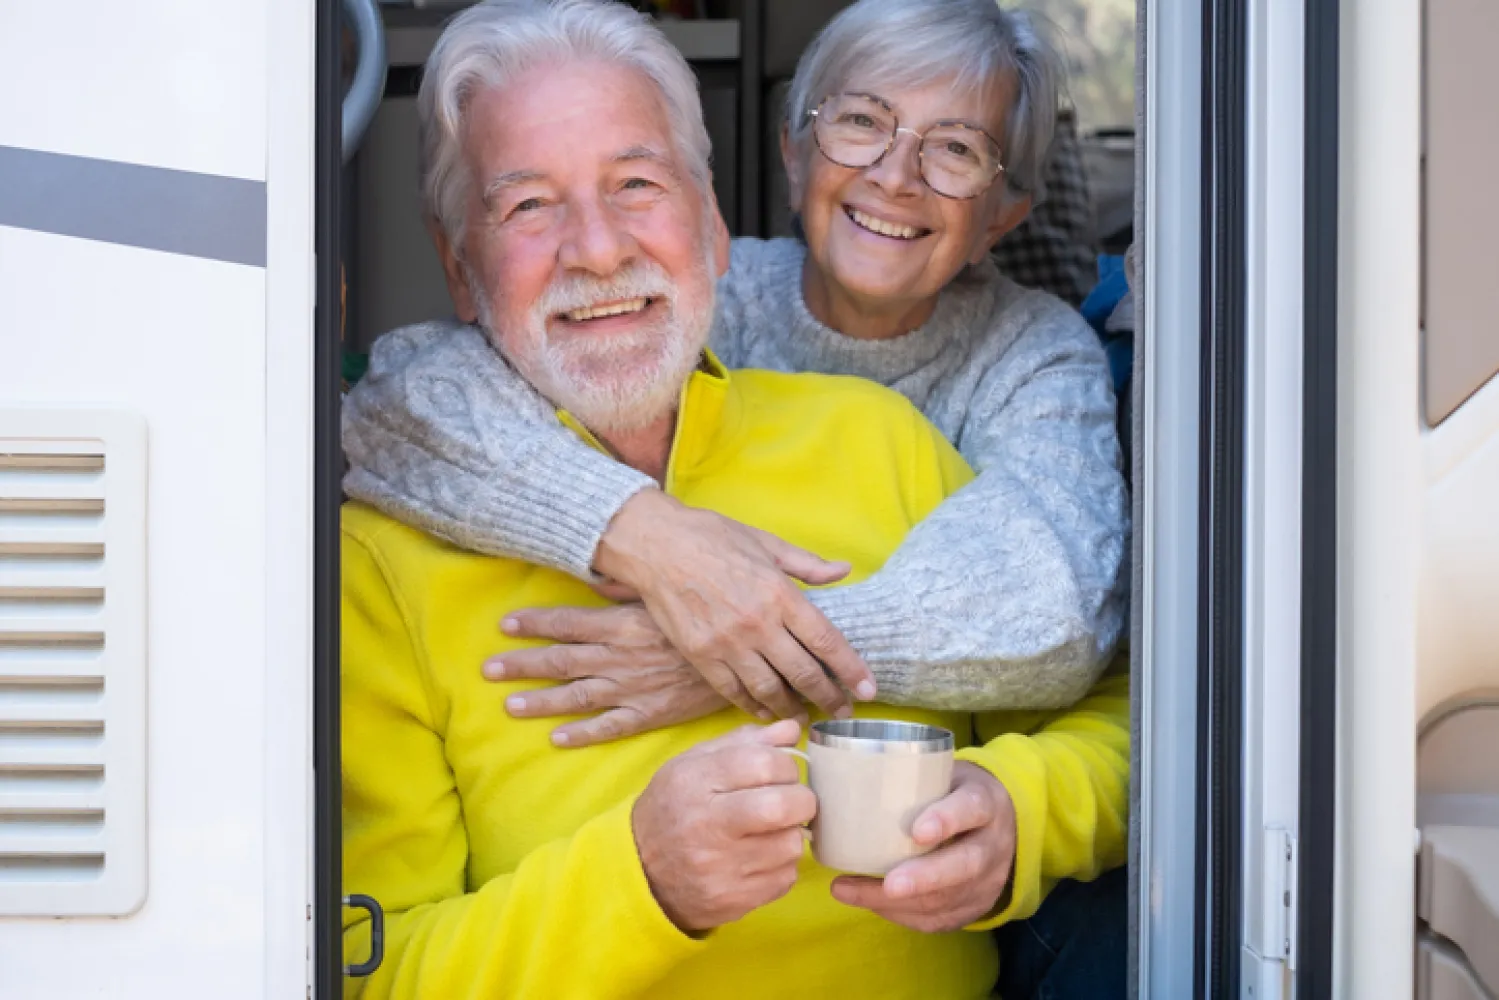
[
  {"left": 842, "top": 113, "right": 877, "bottom": 129},
  {"left": 511, "top": 197, "right": 544, "bottom": 214},
  {"left": 945, "top": 140, "right": 975, "bottom": 160},
  {"left": 622, "top": 177, "right": 655, "bottom": 191}
]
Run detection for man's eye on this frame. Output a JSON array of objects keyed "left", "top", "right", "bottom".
[
  {"left": 621, "top": 177, "right": 656, "bottom": 191},
  {"left": 839, "top": 113, "right": 878, "bottom": 129},
  {"left": 512, "top": 197, "right": 544, "bottom": 214}
]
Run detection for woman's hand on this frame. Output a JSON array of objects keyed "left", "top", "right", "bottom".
[
  {"left": 484, "top": 604, "right": 730, "bottom": 747},
  {"left": 829, "top": 762, "right": 1018, "bottom": 933},
  {"left": 587, "top": 489, "right": 877, "bottom": 721}
]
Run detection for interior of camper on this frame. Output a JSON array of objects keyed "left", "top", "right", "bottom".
[{"left": 2, "top": 0, "right": 1498, "bottom": 997}]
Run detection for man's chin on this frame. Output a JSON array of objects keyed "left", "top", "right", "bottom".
[
  {"left": 554, "top": 385, "right": 679, "bottom": 434},
  {"left": 561, "top": 346, "right": 665, "bottom": 386},
  {"left": 548, "top": 353, "right": 699, "bottom": 434}
]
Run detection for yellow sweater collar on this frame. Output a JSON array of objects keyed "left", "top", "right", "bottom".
[{"left": 556, "top": 350, "right": 740, "bottom": 490}]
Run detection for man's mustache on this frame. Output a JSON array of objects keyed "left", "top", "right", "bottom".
[{"left": 535, "top": 263, "right": 677, "bottom": 322}]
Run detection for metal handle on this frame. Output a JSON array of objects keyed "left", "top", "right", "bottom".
[
  {"left": 341, "top": 0, "right": 388, "bottom": 163},
  {"left": 343, "top": 893, "right": 385, "bottom": 977}
]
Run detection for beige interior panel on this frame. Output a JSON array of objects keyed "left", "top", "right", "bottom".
[
  {"left": 1418, "top": 827, "right": 1499, "bottom": 995},
  {"left": 1418, "top": 387, "right": 1499, "bottom": 717},
  {"left": 1417, "top": 934, "right": 1495, "bottom": 1000},
  {"left": 1418, "top": 702, "right": 1499, "bottom": 997},
  {"left": 1419, "top": 698, "right": 1499, "bottom": 798},
  {"left": 1423, "top": 0, "right": 1499, "bottom": 426}
]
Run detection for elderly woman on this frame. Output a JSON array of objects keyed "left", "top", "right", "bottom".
[{"left": 344, "top": 0, "right": 1128, "bottom": 995}]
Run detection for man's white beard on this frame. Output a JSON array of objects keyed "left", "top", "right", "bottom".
[{"left": 468, "top": 257, "right": 712, "bottom": 435}]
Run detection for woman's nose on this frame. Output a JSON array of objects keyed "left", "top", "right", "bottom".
[
  {"left": 863, "top": 128, "right": 925, "bottom": 197},
  {"left": 558, "top": 200, "right": 637, "bottom": 276}
]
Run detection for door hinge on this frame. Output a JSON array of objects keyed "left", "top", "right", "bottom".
[
  {"left": 1261, "top": 825, "right": 1298, "bottom": 971},
  {"left": 307, "top": 900, "right": 315, "bottom": 999}
]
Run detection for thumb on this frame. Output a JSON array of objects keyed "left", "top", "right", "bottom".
[
  {"left": 750, "top": 528, "right": 851, "bottom": 586},
  {"left": 751, "top": 717, "right": 805, "bottom": 747}
]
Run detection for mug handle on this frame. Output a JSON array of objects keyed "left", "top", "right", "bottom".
[{"left": 775, "top": 746, "right": 814, "bottom": 840}]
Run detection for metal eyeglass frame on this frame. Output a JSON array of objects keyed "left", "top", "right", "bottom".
[{"left": 805, "top": 91, "right": 1006, "bottom": 201}]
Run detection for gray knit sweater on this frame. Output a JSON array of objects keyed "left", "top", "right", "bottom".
[{"left": 342, "top": 238, "right": 1128, "bottom": 711}]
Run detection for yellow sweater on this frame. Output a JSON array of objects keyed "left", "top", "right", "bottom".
[{"left": 341, "top": 360, "right": 1129, "bottom": 1000}]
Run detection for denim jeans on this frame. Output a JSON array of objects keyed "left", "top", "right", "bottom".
[{"left": 993, "top": 867, "right": 1129, "bottom": 1000}]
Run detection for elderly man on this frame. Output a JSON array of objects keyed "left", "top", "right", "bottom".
[{"left": 341, "top": 2, "right": 1126, "bottom": 997}]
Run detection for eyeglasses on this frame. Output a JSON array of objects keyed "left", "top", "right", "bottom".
[{"left": 806, "top": 92, "right": 1006, "bottom": 200}]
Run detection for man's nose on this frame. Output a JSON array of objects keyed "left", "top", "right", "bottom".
[
  {"left": 863, "top": 129, "right": 924, "bottom": 197},
  {"left": 558, "top": 199, "right": 637, "bottom": 276}
]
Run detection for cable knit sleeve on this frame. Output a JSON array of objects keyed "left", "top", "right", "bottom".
[
  {"left": 806, "top": 299, "right": 1129, "bottom": 710},
  {"left": 341, "top": 321, "right": 655, "bottom": 580}
]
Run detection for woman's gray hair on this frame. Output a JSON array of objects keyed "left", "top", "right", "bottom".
[
  {"left": 418, "top": 0, "right": 713, "bottom": 246},
  {"left": 784, "top": 0, "right": 1064, "bottom": 201}
]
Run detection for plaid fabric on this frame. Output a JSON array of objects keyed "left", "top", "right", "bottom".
[{"left": 992, "top": 112, "right": 1099, "bottom": 307}]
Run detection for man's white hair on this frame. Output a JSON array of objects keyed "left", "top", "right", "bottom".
[
  {"left": 418, "top": 0, "right": 713, "bottom": 247},
  {"left": 784, "top": 0, "right": 1065, "bottom": 202}
]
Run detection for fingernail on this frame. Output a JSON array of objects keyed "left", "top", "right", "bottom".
[
  {"left": 915, "top": 817, "right": 941, "bottom": 842},
  {"left": 551, "top": 731, "right": 569, "bottom": 747},
  {"left": 835, "top": 704, "right": 854, "bottom": 720},
  {"left": 886, "top": 873, "right": 913, "bottom": 898},
  {"left": 505, "top": 695, "right": 526, "bottom": 714},
  {"left": 484, "top": 660, "right": 506, "bottom": 680},
  {"left": 855, "top": 680, "right": 876, "bottom": 700},
  {"left": 501, "top": 616, "right": 520, "bottom": 635}
]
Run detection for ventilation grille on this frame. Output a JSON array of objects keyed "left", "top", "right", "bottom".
[{"left": 0, "top": 411, "right": 146, "bottom": 916}]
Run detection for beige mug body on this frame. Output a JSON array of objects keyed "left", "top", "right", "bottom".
[{"left": 795, "top": 719, "right": 955, "bottom": 876}]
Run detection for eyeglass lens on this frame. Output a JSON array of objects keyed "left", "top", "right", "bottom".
[{"left": 812, "top": 93, "right": 1002, "bottom": 199}]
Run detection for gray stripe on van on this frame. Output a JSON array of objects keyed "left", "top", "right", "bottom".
[{"left": 0, "top": 146, "right": 266, "bottom": 267}]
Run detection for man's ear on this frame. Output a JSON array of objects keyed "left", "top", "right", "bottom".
[
  {"left": 780, "top": 125, "right": 805, "bottom": 208},
  {"left": 709, "top": 189, "right": 731, "bottom": 277},
  {"left": 430, "top": 220, "right": 479, "bottom": 324},
  {"left": 969, "top": 190, "right": 1033, "bottom": 265}
]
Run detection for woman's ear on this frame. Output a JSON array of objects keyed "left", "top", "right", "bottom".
[
  {"left": 969, "top": 190, "right": 1033, "bottom": 265},
  {"left": 780, "top": 125, "right": 805, "bottom": 207},
  {"left": 430, "top": 220, "right": 479, "bottom": 324}
]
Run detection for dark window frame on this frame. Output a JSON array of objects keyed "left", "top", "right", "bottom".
[
  {"left": 310, "top": 1, "right": 1343, "bottom": 995},
  {"left": 314, "top": 0, "right": 343, "bottom": 995},
  {"left": 1297, "top": 0, "right": 1340, "bottom": 996}
]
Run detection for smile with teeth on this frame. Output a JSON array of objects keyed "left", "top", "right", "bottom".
[
  {"left": 846, "top": 207, "right": 930, "bottom": 241},
  {"left": 562, "top": 297, "right": 651, "bottom": 322}
]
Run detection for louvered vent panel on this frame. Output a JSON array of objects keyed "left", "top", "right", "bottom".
[{"left": 0, "top": 411, "right": 145, "bottom": 916}]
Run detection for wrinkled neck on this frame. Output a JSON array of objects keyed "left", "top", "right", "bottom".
[
  {"left": 800, "top": 255, "right": 940, "bottom": 341},
  {"left": 598, "top": 413, "right": 676, "bottom": 484}
]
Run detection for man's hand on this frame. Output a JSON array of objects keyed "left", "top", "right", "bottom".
[
  {"left": 632, "top": 719, "right": 814, "bottom": 933},
  {"left": 484, "top": 604, "right": 729, "bottom": 747},
  {"left": 829, "top": 762, "right": 1017, "bottom": 933},
  {"left": 589, "top": 490, "right": 876, "bottom": 722}
]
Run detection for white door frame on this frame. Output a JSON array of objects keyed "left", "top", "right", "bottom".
[{"left": 1136, "top": 0, "right": 1204, "bottom": 993}]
